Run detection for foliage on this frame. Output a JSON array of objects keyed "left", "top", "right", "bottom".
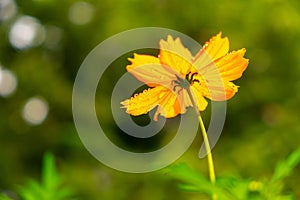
[
  {"left": 0, "top": 153, "right": 76, "bottom": 200},
  {"left": 1, "top": 0, "right": 300, "bottom": 199},
  {"left": 19, "top": 152, "right": 75, "bottom": 200},
  {"left": 167, "top": 147, "right": 300, "bottom": 200}
]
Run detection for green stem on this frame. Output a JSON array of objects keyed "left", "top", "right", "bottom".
[
  {"left": 186, "top": 87, "right": 217, "bottom": 199},
  {"left": 197, "top": 113, "right": 216, "bottom": 184}
]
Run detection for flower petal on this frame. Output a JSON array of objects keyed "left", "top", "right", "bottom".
[
  {"left": 190, "top": 86, "right": 208, "bottom": 111},
  {"left": 223, "top": 82, "right": 239, "bottom": 100},
  {"left": 192, "top": 33, "right": 248, "bottom": 101},
  {"left": 121, "top": 85, "right": 188, "bottom": 121},
  {"left": 154, "top": 89, "right": 182, "bottom": 121},
  {"left": 159, "top": 35, "right": 193, "bottom": 75},
  {"left": 127, "top": 53, "right": 177, "bottom": 87},
  {"left": 214, "top": 48, "right": 249, "bottom": 81},
  {"left": 193, "top": 32, "right": 229, "bottom": 69},
  {"left": 176, "top": 89, "right": 192, "bottom": 113},
  {"left": 192, "top": 80, "right": 239, "bottom": 101},
  {"left": 121, "top": 86, "right": 164, "bottom": 116}
]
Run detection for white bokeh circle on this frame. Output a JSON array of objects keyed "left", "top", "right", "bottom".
[{"left": 72, "top": 27, "right": 227, "bottom": 173}]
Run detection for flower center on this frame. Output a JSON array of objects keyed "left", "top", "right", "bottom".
[{"left": 173, "top": 72, "right": 200, "bottom": 92}]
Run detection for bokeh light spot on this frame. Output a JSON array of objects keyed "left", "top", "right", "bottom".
[
  {"left": 0, "top": 67, "right": 17, "bottom": 97},
  {"left": 9, "top": 15, "right": 46, "bottom": 49},
  {"left": 0, "top": 0, "right": 17, "bottom": 22},
  {"left": 44, "top": 25, "right": 63, "bottom": 50},
  {"left": 68, "top": 1, "right": 95, "bottom": 25},
  {"left": 22, "top": 97, "right": 49, "bottom": 126}
]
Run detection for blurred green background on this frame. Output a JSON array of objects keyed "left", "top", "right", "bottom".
[{"left": 0, "top": 0, "right": 300, "bottom": 199}]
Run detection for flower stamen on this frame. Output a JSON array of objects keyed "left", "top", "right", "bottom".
[
  {"left": 172, "top": 72, "right": 200, "bottom": 94},
  {"left": 187, "top": 72, "right": 200, "bottom": 84}
]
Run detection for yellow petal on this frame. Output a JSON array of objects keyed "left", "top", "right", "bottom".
[
  {"left": 198, "top": 32, "right": 229, "bottom": 60},
  {"left": 159, "top": 35, "right": 193, "bottom": 75},
  {"left": 192, "top": 80, "right": 239, "bottom": 101},
  {"left": 154, "top": 89, "right": 182, "bottom": 121},
  {"left": 190, "top": 86, "right": 208, "bottom": 111},
  {"left": 121, "top": 86, "right": 164, "bottom": 116},
  {"left": 121, "top": 85, "right": 188, "bottom": 121},
  {"left": 193, "top": 32, "right": 229, "bottom": 69},
  {"left": 127, "top": 53, "right": 160, "bottom": 69},
  {"left": 214, "top": 48, "right": 249, "bottom": 81},
  {"left": 223, "top": 82, "right": 239, "bottom": 100},
  {"left": 192, "top": 33, "right": 248, "bottom": 101},
  {"left": 176, "top": 89, "right": 192, "bottom": 113},
  {"left": 127, "top": 53, "right": 177, "bottom": 87},
  {"left": 193, "top": 48, "right": 248, "bottom": 100}
]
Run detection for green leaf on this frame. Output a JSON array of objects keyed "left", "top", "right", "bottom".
[
  {"left": 272, "top": 148, "right": 300, "bottom": 182},
  {"left": 166, "top": 163, "right": 214, "bottom": 195},
  {"left": 216, "top": 176, "right": 251, "bottom": 199},
  {"left": 18, "top": 152, "right": 75, "bottom": 200},
  {"left": 19, "top": 179, "right": 44, "bottom": 200},
  {"left": 167, "top": 163, "right": 210, "bottom": 185},
  {"left": 42, "top": 152, "right": 62, "bottom": 192},
  {"left": 166, "top": 148, "right": 300, "bottom": 199}
]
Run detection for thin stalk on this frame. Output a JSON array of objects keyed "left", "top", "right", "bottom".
[{"left": 186, "top": 87, "right": 217, "bottom": 199}]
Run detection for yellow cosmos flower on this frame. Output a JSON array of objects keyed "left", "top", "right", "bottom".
[{"left": 121, "top": 32, "right": 249, "bottom": 121}]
